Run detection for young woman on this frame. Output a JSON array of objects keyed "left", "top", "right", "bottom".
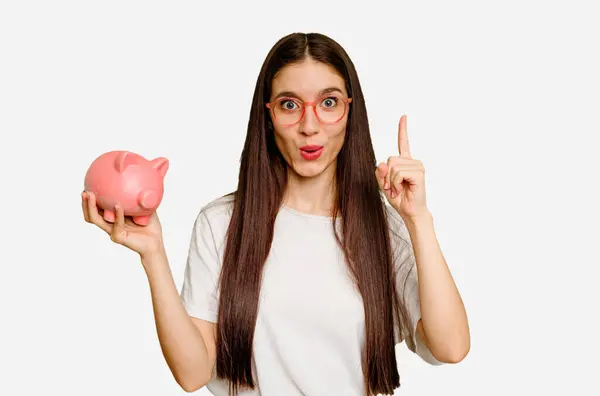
[{"left": 81, "top": 32, "right": 469, "bottom": 396}]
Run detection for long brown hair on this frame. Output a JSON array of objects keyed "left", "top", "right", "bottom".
[{"left": 216, "top": 32, "right": 408, "bottom": 396}]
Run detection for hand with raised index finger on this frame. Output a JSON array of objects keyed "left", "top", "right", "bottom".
[{"left": 375, "top": 115, "right": 430, "bottom": 220}]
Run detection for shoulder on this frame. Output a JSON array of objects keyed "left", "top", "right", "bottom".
[
  {"left": 383, "top": 204, "right": 416, "bottom": 275},
  {"left": 191, "top": 192, "right": 235, "bottom": 246},
  {"left": 198, "top": 192, "right": 235, "bottom": 223},
  {"left": 383, "top": 204, "right": 412, "bottom": 250}
]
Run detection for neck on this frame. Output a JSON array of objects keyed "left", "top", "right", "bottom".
[{"left": 283, "top": 162, "right": 337, "bottom": 217}]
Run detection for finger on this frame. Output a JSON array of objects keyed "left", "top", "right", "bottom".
[
  {"left": 376, "top": 162, "right": 389, "bottom": 190},
  {"left": 391, "top": 169, "right": 405, "bottom": 189},
  {"left": 389, "top": 165, "right": 420, "bottom": 198},
  {"left": 398, "top": 115, "right": 412, "bottom": 159},
  {"left": 392, "top": 169, "right": 419, "bottom": 189},
  {"left": 389, "top": 166, "right": 400, "bottom": 198},
  {"left": 386, "top": 157, "right": 398, "bottom": 192},
  {"left": 82, "top": 191, "right": 90, "bottom": 223},
  {"left": 111, "top": 204, "right": 126, "bottom": 244},
  {"left": 86, "top": 192, "right": 112, "bottom": 234},
  {"left": 390, "top": 168, "right": 406, "bottom": 199}
]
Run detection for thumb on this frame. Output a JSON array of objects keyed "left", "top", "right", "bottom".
[{"left": 375, "top": 162, "right": 389, "bottom": 191}]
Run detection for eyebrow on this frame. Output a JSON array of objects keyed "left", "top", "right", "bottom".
[{"left": 273, "top": 86, "right": 344, "bottom": 100}]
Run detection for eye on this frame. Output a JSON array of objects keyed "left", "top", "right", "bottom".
[
  {"left": 279, "top": 99, "right": 298, "bottom": 111},
  {"left": 321, "top": 96, "right": 338, "bottom": 108}
]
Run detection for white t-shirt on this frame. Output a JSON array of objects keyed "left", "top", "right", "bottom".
[{"left": 180, "top": 194, "right": 442, "bottom": 396}]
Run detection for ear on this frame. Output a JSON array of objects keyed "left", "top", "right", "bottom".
[
  {"left": 114, "top": 151, "right": 138, "bottom": 173},
  {"left": 151, "top": 157, "right": 169, "bottom": 178}
]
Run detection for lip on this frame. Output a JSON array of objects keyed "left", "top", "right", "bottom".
[
  {"left": 300, "top": 145, "right": 324, "bottom": 151},
  {"left": 299, "top": 145, "right": 324, "bottom": 160}
]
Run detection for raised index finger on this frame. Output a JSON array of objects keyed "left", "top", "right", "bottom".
[{"left": 398, "top": 114, "right": 412, "bottom": 158}]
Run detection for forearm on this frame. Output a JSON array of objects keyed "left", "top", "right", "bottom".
[
  {"left": 405, "top": 213, "right": 470, "bottom": 362},
  {"left": 141, "top": 249, "right": 212, "bottom": 390}
]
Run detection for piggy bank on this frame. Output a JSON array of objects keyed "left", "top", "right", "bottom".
[{"left": 84, "top": 150, "right": 169, "bottom": 226}]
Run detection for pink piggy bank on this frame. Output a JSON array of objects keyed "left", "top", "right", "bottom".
[{"left": 84, "top": 150, "right": 169, "bottom": 226}]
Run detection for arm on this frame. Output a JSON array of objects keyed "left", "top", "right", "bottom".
[
  {"left": 405, "top": 212, "right": 470, "bottom": 363},
  {"left": 142, "top": 249, "right": 216, "bottom": 392}
]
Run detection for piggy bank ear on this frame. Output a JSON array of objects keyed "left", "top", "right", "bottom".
[
  {"left": 151, "top": 157, "right": 169, "bottom": 178},
  {"left": 115, "top": 151, "right": 138, "bottom": 173}
]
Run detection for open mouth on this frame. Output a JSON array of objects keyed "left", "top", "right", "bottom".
[
  {"left": 300, "top": 145, "right": 323, "bottom": 152},
  {"left": 299, "top": 145, "right": 324, "bottom": 160}
]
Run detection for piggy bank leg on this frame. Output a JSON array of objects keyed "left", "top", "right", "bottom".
[
  {"left": 132, "top": 215, "right": 150, "bottom": 226},
  {"left": 103, "top": 209, "right": 115, "bottom": 223}
]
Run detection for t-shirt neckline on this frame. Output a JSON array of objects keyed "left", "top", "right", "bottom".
[{"left": 280, "top": 204, "right": 338, "bottom": 221}]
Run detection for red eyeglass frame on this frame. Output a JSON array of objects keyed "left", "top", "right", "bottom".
[{"left": 266, "top": 95, "right": 353, "bottom": 126}]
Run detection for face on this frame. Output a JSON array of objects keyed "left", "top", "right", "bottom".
[{"left": 268, "top": 58, "right": 350, "bottom": 179}]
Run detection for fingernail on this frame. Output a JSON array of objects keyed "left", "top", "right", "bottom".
[{"left": 384, "top": 181, "right": 388, "bottom": 189}]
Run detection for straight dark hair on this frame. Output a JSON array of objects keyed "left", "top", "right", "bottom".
[{"left": 215, "top": 32, "right": 409, "bottom": 396}]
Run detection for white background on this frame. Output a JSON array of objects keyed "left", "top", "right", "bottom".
[{"left": 1, "top": 0, "right": 599, "bottom": 395}]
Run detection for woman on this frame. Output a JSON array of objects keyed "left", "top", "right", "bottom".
[{"left": 81, "top": 32, "right": 469, "bottom": 396}]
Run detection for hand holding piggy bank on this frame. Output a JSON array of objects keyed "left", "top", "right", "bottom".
[{"left": 84, "top": 150, "right": 169, "bottom": 226}]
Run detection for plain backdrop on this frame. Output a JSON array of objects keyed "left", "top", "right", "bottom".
[{"left": 1, "top": 1, "right": 599, "bottom": 395}]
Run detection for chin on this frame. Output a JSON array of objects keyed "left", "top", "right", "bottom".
[{"left": 292, "top": 162, "right": 328, "bottom": 178}]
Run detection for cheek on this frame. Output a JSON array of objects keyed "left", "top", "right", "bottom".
[
  {"left": 273, "top": 128, "right": 296, "bottom": 157},
  {"left": 325, "top": 124, "right": 347, "bottom": 149},
  {"left": 274, "top": 127, "right": 294, "bottom": 143}
]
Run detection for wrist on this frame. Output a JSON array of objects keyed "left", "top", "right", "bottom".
[
  {"left": 404, "top": 211, "right": 434, "bottom": 227},
  {"left": 140, "top": 244, "right": 167, "bottom": 268}
]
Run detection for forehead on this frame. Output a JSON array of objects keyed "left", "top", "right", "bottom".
[{"left": 271, "top": 59, "right": 347, "bottom": 98}]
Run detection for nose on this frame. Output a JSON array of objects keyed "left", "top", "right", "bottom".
[{"left": 299, "top": 105, "right": 319, "bottom": 135}]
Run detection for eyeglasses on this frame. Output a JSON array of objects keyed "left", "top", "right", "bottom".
[{"left": 266, "top": 94, "right": 352, "bottom": 126}]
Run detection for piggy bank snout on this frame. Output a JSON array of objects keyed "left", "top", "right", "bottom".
[{"left": 138, "top": 190, "right": 161, "bottom": 210}]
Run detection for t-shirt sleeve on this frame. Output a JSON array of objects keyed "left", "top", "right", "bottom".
[
  {"left": 179, "top": 210, "right": 221, "bottom": 323},
  {"left": 392, "top": 216, "right": 444, "bottom": 366}
]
